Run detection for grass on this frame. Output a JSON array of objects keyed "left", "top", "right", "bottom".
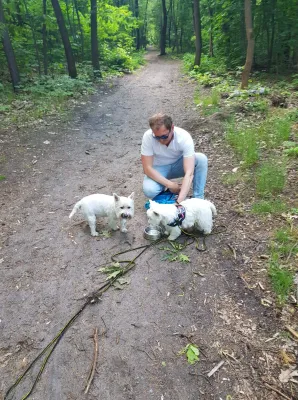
[
  {"left": 268, "top": 263, "right": 294, "bottom": 304},
  {"left": 195, "top": 89, "right": 220, "bottom": 116},
  {"left": 251, "top": 199, "right": 287, "bottom": 214},
  {"left": 186, "top": 58, "right": 297, "bottom": 306},
  {"left": 267, "top": 225, "right": 297, "bottom": 303},
  {"left": 225, "top": 123, "right": 259, "bottom": 166},
  {"left": 255, "top": 161, "right": 286, "bottom": 196}
]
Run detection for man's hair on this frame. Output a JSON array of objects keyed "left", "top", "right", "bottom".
[{"left": 149, "top": 113, "right": 173, "bottom": 131}]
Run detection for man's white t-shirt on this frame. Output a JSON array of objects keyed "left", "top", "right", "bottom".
[{"left": 141, "top": 126, "right": 195, "bottom": 166}]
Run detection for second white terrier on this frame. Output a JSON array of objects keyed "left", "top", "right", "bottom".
[
  {"left": 147, "top": 198, "right": 217, "bottom": 241},
  {"left": 69, "top": 192, "right": 134, "bottom": 236}
]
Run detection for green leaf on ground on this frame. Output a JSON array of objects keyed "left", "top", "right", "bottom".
[
  {"left": 178, "top": 343, "right": 200, "bottom": 365},
  {"left": 178, "top": 253, "right": 190, "bottom": 263}
]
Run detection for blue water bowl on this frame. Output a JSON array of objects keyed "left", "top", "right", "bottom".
[{"left": 144, "top": 190, "right": 177, "bottom": 210}]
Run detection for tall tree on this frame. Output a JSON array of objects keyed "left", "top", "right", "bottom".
[
  {"left": 241, "top": 0, "right": 254, "bottom": 88},
  {"left": 90, "top": 0, "right": 101, "bottom": 77},
  {"left": 23, "top": 0, "right": 42, "bottom": 75},
  {"left": 160, "top": 0, "right": 167, "bottom": 55},
  {"left": 42, "top": 0, "right": 48, "bottom": 75},
  {"left": 51, "top": 0, "right": 77, "bottom": 78},
  {"left": 193, "top": 0, "right": 202, "bottom": 66},
  {"left": 0, "top": 0, "right": 20, "bottom": 90},
  {"left": 135, "top": 0, "right": 140, "bottom": 50}
]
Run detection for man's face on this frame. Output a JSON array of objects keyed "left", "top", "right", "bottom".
[{"left": 152, "top": 124, "right": 174, "bottom": 145}]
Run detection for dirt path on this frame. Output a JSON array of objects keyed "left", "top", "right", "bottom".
[{"left": 0, "top": 51, "right": 292, "bottom": 400}]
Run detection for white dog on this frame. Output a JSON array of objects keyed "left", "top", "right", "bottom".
[
  {"left": 69, "top": 192, "right": 134, "bottom": 236},
  {"left": 147, "top": 198, "right": 217, "bottom": 241}
]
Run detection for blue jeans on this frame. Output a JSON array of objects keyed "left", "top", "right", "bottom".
[{"left": 143, "top": 153, "right": 208, "bottom": 199}]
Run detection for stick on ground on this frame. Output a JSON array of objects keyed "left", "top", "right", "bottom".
[{"left": 84, "top": 327, "right": 99, "bottom": 394}]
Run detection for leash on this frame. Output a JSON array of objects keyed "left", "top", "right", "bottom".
[
  {"left": 179, "top": 225, "right": 227, "bottom": 252},
  {"left": 4, "top": 225, "right": 227, "bottom": 398},
  {"left": 4, "top": 238, "right": 165, "bottom": 400}
]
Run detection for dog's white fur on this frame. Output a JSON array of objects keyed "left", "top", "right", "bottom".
[
  {"left": 69, "top": 192, "right": 134, "bottom": 236},
  {"left": 147, "top": 198, "right": 217, "bottom": 241}
]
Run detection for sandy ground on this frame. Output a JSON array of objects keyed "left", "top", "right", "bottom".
[{"left": 1, "top": 50, "right": 297, "bottom": 400}]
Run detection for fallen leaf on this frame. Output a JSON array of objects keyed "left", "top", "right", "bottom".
[{"left": 279, "top": 366, "right": 298, "bottom": 383}]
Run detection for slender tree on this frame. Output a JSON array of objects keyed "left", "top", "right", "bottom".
[
  {"left": 42, "top": 0, "right": 48, "bottom": 75},
  {"left": 73, "top": 0, "right": 84, "bottom": 59},
  {"left": 160, "top": 0, "right": 167, "bottom": 55},
  {"left": 241, "top": 0, "right": 254, "bottom": 88},
  {"left": 51, "top": 0, "right": 77, "bottom": 78},
  {"left": 193, "top": 0, "right": 202, "bottom": 66},
  {"left": 90, "top": 0, "right": 101, "bottom": 77},
  {"left": 0, "top": 0, "right": 20, "bottom": 90},
  {"left": 135, "top": 0, "right": 140, "bottom": 50},
  {"left": 23, "top": 0, "right": 42, "bottom": 75}
]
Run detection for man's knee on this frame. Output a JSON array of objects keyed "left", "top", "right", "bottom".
[
  {"left": 195, "top": 153, "right": 208, "bottom": 169},
  {"left": 143, "top": 180, "right": 163, "bottom": 199}
]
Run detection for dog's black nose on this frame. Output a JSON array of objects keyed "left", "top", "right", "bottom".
[{"left": 121, "top": 213, "right": 130, "bottom": 219}]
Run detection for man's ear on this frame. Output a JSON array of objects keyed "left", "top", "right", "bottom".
[
  {"left": 113, "top": 193, "right": 120, "bottom": 201},
  {"left": 129, "top": 192, "right": 134, "bottom": 200}
]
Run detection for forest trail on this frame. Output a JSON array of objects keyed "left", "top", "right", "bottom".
[{"left": 0, "top": 50, "right": 291, "bottom": 400}]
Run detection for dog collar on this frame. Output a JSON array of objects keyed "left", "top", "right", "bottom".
[{"left": 167, "top": 204, "right": 186, "bottom": 227}]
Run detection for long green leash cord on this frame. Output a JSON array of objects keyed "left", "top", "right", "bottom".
[
  {"left": 5, "top": 227, "right": 226, "bottom": 399},
  {"left": 4, "top": 239, "right": 165, "bottom": 400}
]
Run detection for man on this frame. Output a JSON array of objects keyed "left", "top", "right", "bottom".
[{"left": 141, "top": 113, "right": 208, "bottom": 204}]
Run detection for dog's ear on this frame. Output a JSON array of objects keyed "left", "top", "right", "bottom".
[
  {"left": 113, "top": 193, "right": 120, "bottom": 202},
  {"left": 129, "top": 192, "right": 134, "bottom": 200}
]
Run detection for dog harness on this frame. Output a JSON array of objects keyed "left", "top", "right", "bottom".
[{"left": 167, "top": 204, "right": 186, "bottom": 227}]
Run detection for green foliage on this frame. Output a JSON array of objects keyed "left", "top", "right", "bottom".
[
  {"left": 268, "top": 263, "right": 294, "bottom": 304},
  {"left": 284, "top": 146, "right": 298, "bottom": 157},
  {"left": 159, "top": 241, "right": 190, "bottom": 263},
  {"left": 225, "top": 123, "right": 259, "bottom": 167},
  {"left": 195, "top": 89, "right": 220, "bottom": 116},
  {"left": 178, "top": 343, "right": 200, "bottom": 365},
  {"left": 98, "top": 262, "right": 123, "bottom": 280},
  {"left": 251, "top": 200, "right": 287, "bottom": 214},
  {"left": 0, "top": 175, "right": 6, "bottom": 181},
  {"left": 255, "top": 161, "right": 286, "bottom": 196}
]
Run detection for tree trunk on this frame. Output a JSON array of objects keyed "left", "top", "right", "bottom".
[
  {"left": 134, "top": 0, "right": 140, "bottom": 50},
  {"left": 51, "top": 0, "right": 77, "bottom": 78},
  {"left": 42, "top": 0, "right": 48, "bottom": 75},
  {"left": 90, "top": 0, "right": 101, "bottom": 77},
  {"left": 23, "top": 0, "right": 42, "bottom": 75},
  {"left": 193, "top": 0, "right": 202, "bottom": 66},
  {"left": 0, "top": 0, "right": 20, "bottom": 90},
  {"left": 73, "top": 0, "right": 84, "bottom": 60},
  {"left": 241, "top": 0, "right": 254, "bottom": 89},
  {"left": 207, "top": 0, "right": 214, "bottom": 57},
  {"left": 142, "top": 0, "right": 149, "bottom": 48},
  {"left": 160, "top": 0, "right": 167, "bottom": 55},
  {"left": 267, "top": 0, "right": 276, "bottom": 71}
]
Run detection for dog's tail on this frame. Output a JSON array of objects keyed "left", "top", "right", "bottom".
[
  {"left": 208, "top": 201, "right": 217, "bottom": 217},
  {"left": 69, "top": 201, "right": 81, "bottom": 219}
]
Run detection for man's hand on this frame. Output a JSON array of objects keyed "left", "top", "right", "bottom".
[{"left": 167, "top": 181, "right": 181, "bottom": 194}]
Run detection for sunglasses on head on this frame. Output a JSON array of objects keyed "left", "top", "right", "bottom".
[{"left": 153, "top": 130, "right": 171, "bottom": 140}]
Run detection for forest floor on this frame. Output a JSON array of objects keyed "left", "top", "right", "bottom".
[{"left": 1, "top": 50, "right": 298, "bottom": 400}]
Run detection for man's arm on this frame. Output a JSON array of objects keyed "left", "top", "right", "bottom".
[
  {"left": 141, "top": 155, "right": 180, "bottom": 193},
  {"left": 176, "top": 156, "right": 195, "bottom": 203}
]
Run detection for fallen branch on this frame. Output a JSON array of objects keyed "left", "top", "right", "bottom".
[
  {"left": 207, "top": 360, "right": 225, "bottom": 377},
  {"left": 285, "top": 325, "right": 298, "bottom": 340},
  {"left": 84, "top": 327, "right": 99, "bottom": 394},
  {"left": 264, "top": 383, "right": 292, "bottom": 400}
]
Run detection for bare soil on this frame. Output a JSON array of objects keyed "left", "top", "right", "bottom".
[{"left": 1, "top": 50, "right": 297, "bottom": 400}]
